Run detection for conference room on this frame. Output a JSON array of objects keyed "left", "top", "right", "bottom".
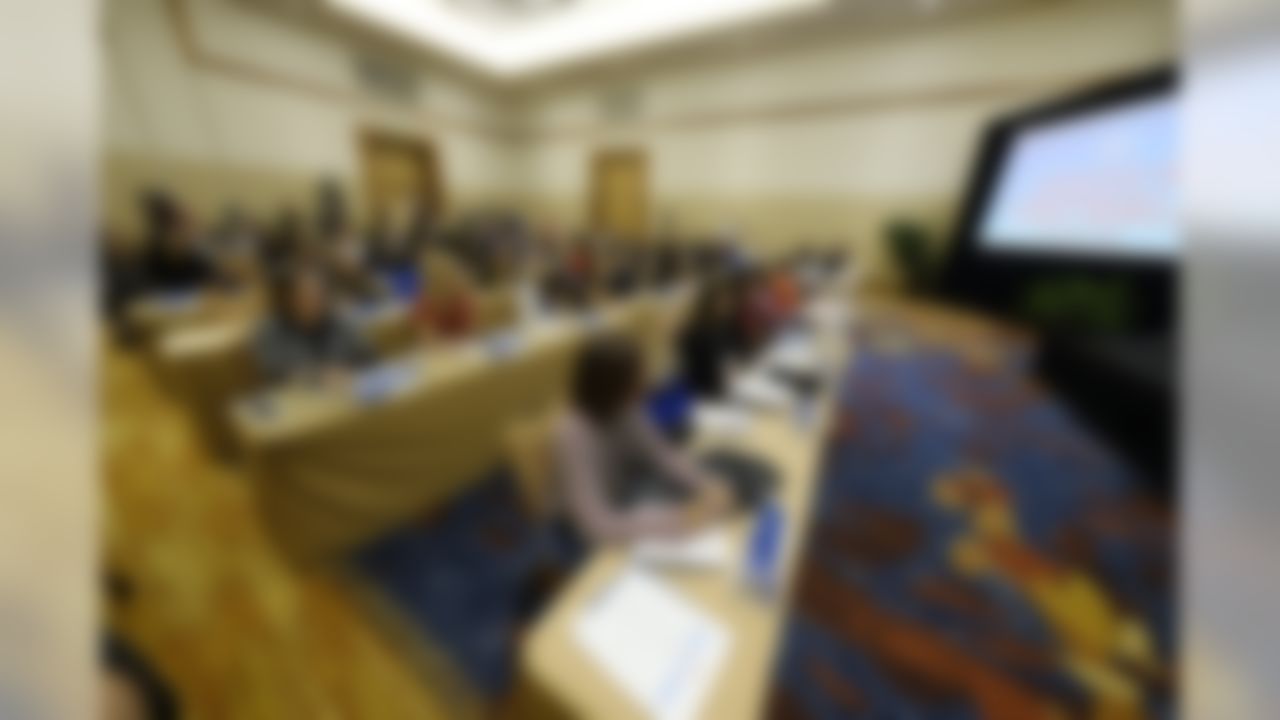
[{"left": 99, "top": 0, "right": 1178, "bottom": 718}]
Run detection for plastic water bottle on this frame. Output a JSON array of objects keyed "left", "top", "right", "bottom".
[
  {"left": 746, "top": 500, "right": 785, "bottom": 599},
  {"left": 792, "top": 393, "right": 817, "bottom": 431}
]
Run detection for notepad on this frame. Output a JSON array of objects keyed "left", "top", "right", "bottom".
[
  {"left": 732, "top": 371, "right": 793, "bottom": 410},
  {"left": 764, "top": 339, "right": 821, "bottom": 375},
  {"left": 581, "top": 308, "right": 609, "bottom": 332},
  {"left": 153, "top": 291, "right": 200, "bottom": 313},
  {"left": 574, "top": 568, "right": 730, "bottom": 720},
  {"left": 483, "top": 330, "right": 523, "bottom": 360},
  {"left": 806, "top": 299, "right": 848, "bottom": 330},
  {"left": 692, "top": 403, "right": 751, "bottom": 437},
  {"left": 633, "top": 527, "right": 731, "bottom": 571},
  {"left": 348, "top": 299, "right": 404, "bottom": 325},
  {"left": 352, "top": 360, "right": 417, "bottom": 405}
]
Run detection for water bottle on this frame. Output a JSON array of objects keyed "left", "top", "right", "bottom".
[{"left": 746, "top": 500, "right": 785, "bottom": 599}]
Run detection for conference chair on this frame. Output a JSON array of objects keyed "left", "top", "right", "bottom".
[{"left": 502, "top": 409, "right": 559, "bottom": 522}]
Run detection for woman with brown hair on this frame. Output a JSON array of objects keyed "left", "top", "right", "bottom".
[{"left": 551, "top": 333, "right": 730, "bottom": 544}]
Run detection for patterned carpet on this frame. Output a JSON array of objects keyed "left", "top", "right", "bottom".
[
  {"left": 766, "top": 339, "right": 1174, "bottom": 719},
  {"left": 349, "top": 470, "right": 570, "bottom": 705},
  {"left": 348, "top": 331, "right": 1174, "bottom": 719}
]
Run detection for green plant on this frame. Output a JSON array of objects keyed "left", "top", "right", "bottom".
[{"left": 885, "top": 218, "right": 937, "bottom": 294}]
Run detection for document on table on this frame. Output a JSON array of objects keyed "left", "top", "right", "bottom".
[
  {"left": 573, "top": 568, "right": 731, "bottom": 720},
  {"left": 764, "top": 339, "right": 821, "bottom": 375},
  {"left": 633, "top": 526, "right": 732, "bottom": 571},
  {"left": 352, "top": 359, "right": 418, "bottom": 405},
  {"left": 732, "top": 370, "right": 793, "bottom": 410},
  {"left": 693, "top": 403, "right": 751, "bottom": 437}
]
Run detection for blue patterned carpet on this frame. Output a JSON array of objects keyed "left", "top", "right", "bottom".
[
  {"left": 349, "top": 336, "right": 1174, "bottom": 718},
  {"left": 766, "top": 341, "right": 1174, "bottom": 719},
  {"left": 350, "top": 471, "right": 561, "bottom": 700}
]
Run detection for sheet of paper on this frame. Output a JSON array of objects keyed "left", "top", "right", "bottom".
[
  {"left": 573, "top": 568, "right": 731, "bottom": 720},
  {"left": 692, "top": 403, "right": 751, "bottom": 437},
  {"left": 732, "top": 371, "right": 793, "bottom": 410},
  {"left": 352, "top": 360, "right": 418, "bottom": 405},
  {"left": 483, "top": 330, "right": 524, "bottom": 360},
  {"left": 764, "top": 339, "right": 821, "bottom": 375},
  {"left": 151, "top": 291, "right": 201, "bottom": 313},
  {"left": 347, "top": 299, "right": 405, "bottom": 325},
  {"left": 805, "top": 298, "right": 846, "bottom": 326},
  {"left": 633, "top": 527, "right": 731, "bottom": 571},
  {"left": 161, "top": 322, "right": 249, "bottom": 357}
]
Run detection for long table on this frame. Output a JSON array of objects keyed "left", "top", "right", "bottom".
[
  {"left": 518, "top": 291, "right": 854, "bottom": 720},
  {"left": 233, "top": 288, "right": 694, "bottom": 564},
  {"left": 155, "top": 288, "right": 518, "bottom": 459}
]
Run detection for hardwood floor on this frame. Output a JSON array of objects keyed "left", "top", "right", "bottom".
[{"left": 102, "top": 344, "right": 450, "bottom": 719}]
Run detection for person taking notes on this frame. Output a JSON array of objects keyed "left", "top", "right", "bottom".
[
  {"left": 553, "top": 334, "right": 732, "bottom": 545},
  {"left": 252, "top": 264, "right": 375, "bottom": 386}
]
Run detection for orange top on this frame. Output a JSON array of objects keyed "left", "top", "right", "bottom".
[{"left": 415, "top": 293, "right": 476, "bottom": 339}]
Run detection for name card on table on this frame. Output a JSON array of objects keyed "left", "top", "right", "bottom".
[
  {"left": 483, "top": 330, "right": 524, "bottom": 361},
  {"left": 151, "top": 290, "right": 202, "bottom": 314},
  {"left": 731, "top": 371, "right": 793, "bottom": 412},
  {"left": 352, "top": 360, "right": 418, "bottom": 406},
  {"left": 692, "top": 403, "right": 752, "bottom": 438},
  {"left": 347, "top": 298, "right": 404, "bottom": 326},
  {"left": 634, "top": 526, "right": 732, "bottom": 572},
  {"left": 580, "top": 308, "right": 610, "bottom": 333}
]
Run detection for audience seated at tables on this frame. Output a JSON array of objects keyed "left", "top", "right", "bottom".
[
  {"left": 259, "top": 208, "right": 307, "bottom": 276},
  {"left": 728, "top": 269, "right": 774, "bottom": 357},
  {"left": 604, "top": 246, "right": 645, "bottom": 297},
  {"left": 541, "top": 245, "right": 593, "bottom": 311},
  {"left": 648, "top": 244, "right": 683, "bottom": 288},
  {"left": 252, "top": 263, "right": 375, "bottom": 386},
  {"left": 678, "top": 279, "right": 738, "bottom": 399},
  {"left": 207, "top": 206, "right": 256, "bottom": 255},
  {"left": 413, "top": 262, "right": 478, "bottom": 342},
  {"left": 552, "top": 334, "right": 731, "bottom": 545},
  {"left": 204, "top": 207, "right": 263, "bottom": 291},
  {"left": 766, "top": 263, "right": 804, "bottom": 323},
  {"left": 566, "top": 237, "right": 597, "bottom": 286},
  {"left": 369, "top": 199, "right": 432, "bottom": 271},
  {"left": 326, "top": 230, "right": 385, "bottom": 306},
  {"left": 101, "top": 231, "right": 147, "bottom": 339},
  {"left": 138, "top": 193, "right": 218, "bottom": 295}
]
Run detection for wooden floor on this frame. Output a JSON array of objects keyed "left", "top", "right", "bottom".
[{"left": 102, "top": 344, "right": 450, "bottom": 719}]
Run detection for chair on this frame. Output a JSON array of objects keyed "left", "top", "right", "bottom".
[{"left": 502, "top": 409, "right": 560, "bottom": 522}]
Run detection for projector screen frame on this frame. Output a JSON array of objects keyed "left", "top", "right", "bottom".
[
  {"left": 951, "top": 66, "right": 1179, "bottom": 270},
  {"left": 942, "top": 66, "right": 1179, "bottom": 334}
]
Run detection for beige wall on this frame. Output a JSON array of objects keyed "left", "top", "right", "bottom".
[
  {"left": 508, "top": 0, "right": 1176, "bottom": 272},
  {"left": 101, "top": 0, "right": 519, "bottom": 236},
  {"left": 103, "top": 0, "right": 1175, "bottom": 278}
]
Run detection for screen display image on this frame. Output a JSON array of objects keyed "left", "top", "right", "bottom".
[{"left": 980, "top": 95, "right": 1178, "bottom": 259}]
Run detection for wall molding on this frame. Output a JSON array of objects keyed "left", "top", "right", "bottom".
[
  {"left": 158, "top": 0, "right": 1161, "bottom": 145},
  {"left": 528, "top": 71, "right": 1127, "bottom": 142},
  {"left": 161, "top": 0, "right": 516, "bottom": 139}
]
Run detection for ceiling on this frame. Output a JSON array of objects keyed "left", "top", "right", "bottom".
[
  {"left": 243, "top": 0, "right": 1045, "bottom": 86},
  {"left": 324, "top": 0, "right": 836, "bottom": 79},
  {"left": 441, "top": 0, "right": 586, "bottom": 25}
]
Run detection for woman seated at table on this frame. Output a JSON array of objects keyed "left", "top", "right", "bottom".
[
  {"left": 139, "top": 197, "right": 218, "bottom": 295},
  {"left": 253, "top": 263, "right": 375, "bottom": 386},
  {"left": 327, "top": 231, "right": 386, "bottom": 306},
  {"left": 541, "top": 248, "right": 592, "bottom": 311},
  {"left": 766, "top": 263, "right": 804, "bottom": 323},
  {"left": 728, "top": 270, "right": 775, "bottom": 358},
  {"left": 413, "top": 266, "right": 477, "bottom": 342},
  {"left": 553, "top": 334, "right": 731, "bottom": 544},
  {"left": 678, "top": 280, "right": 738, "bottom": 399}
]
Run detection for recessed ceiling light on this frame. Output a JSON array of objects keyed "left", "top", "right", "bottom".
[{"left": 326, "top": 0, "right": 831, "bottom": 78}]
